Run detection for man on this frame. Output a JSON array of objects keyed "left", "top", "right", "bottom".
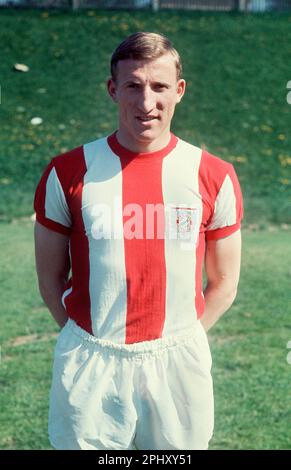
[{"left": 34, "top": 32, "right": 243, "bottom": 450}]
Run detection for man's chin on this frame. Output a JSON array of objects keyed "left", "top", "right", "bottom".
[{"left": 134, "top": 129, "right": 161, "bottom": 143}]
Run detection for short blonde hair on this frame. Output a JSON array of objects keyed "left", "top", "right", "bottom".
[{"left": 110, "top": 32, "right": 182, "bottom": 82}]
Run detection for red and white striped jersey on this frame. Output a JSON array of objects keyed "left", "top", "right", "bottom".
[{"left": 34, "top": 132, "right": 243, "bottom": 344}]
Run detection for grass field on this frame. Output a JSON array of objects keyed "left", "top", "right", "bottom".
[
  {"left": 0, "top": 221, "right": 291, "bottom": 449},
  {"left": 0, "top": 8, "right": 291, "bottom": 224}
]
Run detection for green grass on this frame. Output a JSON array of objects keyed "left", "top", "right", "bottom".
[
  {"left": 0, "top": 221, "right": 55, "bottom": 449},
  {"left": 210, "top": 228, "right": 291, "bottom": 449},
  {"left": 0, "top": 222, "right": 291, "bottom": 449},
  {"left": 0, "top": 9, "right": 291, "bottom": 223}
]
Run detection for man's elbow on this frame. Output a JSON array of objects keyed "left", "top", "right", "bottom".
[
  {"left": 225, "top": 285, "right": 238, "bottom": 308},
  {"left": 210, "top": 279, "right": 238, "bottom": 306},
  {"left": 206, "top": 279, "right": 239, "bottom": 308},
  {"left": 37, "top": 274, "right": 65, "bottom": 303},
  {"left": 37, "top": 279, "right": 52, "bottom": 304}
]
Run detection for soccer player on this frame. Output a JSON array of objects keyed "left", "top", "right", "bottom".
[{"left": 34, "top": 32, "right": 243, "bottom": 450}]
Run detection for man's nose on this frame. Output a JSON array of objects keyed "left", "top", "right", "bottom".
[{"left": 137, "top": 87, "right": 156, "bottom": 113}]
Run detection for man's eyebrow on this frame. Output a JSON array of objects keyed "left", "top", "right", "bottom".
[
  {"left": 123, "top": 80, "right": 171, "bottom": 87},
  {"left": 153, "top": 81, "right": 171, "bottom": 87},
  {"left": 123, "top": 79, "right": 142, "bottom": 85}
]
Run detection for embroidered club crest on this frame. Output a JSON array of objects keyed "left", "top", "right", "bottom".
[
  {"left": 176, "top": 209, "right": 194, "bottom": 234},
  {"left": 168, "top": 206, "right": 200, "bottom": 245}
]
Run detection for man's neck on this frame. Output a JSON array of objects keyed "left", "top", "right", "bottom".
[{"left": 116, "top": 130, "right": 171, "bottom": 154}]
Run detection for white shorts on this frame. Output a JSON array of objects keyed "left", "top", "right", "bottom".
[{"left": 48, "top": 319, "right": 214, "bottom": 450}]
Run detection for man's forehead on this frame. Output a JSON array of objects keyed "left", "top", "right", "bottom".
[{"left": 116, "top": 54, "right": 177, "bottom": 82}]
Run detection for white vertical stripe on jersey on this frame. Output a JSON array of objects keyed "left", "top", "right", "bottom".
[
  {"left": 82, "top": 138, "right": 127, "bottom": 342},
  {"left": 162, "top": 139, "right": 203, "bottom": 336},
  {"left": 45, "top": 167, "right": 71, "bottom": 227},
  {"left": 207, "top": 173, "right": 237, "bottom": 230}
]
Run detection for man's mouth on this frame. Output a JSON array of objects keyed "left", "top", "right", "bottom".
[{"left": 136, "top": 116, "right": 158, "bottom": 122}]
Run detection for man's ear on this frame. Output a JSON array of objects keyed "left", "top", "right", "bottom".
[
  {"left": 176, "top": 79, "right": 186, "bottom": 104},
  {"left": 107, "top": 78, "right": 118, "bottom": 103}
]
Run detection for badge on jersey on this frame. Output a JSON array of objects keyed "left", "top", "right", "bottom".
[{"left": 167, "top": 205, "right": 200, "bottom": 248}]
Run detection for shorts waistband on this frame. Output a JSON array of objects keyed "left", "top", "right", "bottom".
[{"left": 65, "top": 319, "right": 203, "bottom": 359}]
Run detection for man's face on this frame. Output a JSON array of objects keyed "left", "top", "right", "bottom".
[{"left": 108, "top": 53, "right": 186, "bottom": 151}]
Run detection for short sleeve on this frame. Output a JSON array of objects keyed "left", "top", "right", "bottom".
[
  {"left": 34, "top": 159, "right": 72, "bottom": 235},
  {"left": 206, "top": 163, "right": 243, "bottom": 241}
]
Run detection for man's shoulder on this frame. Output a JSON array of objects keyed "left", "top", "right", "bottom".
[
  {"left": 47, "top": 136, "right": 109, "bottom": 191},
  {"left": 176, "top": 136, "right": 233, "bottom": 174},
  {"left": 200, "top": 148, "right": 234, "bottom": 177},
  {"left": 52, "top": 135, "right": 108, "bottom": 167},
  {"left": 175, "top": 137, "right": 238, "bottom": 198}
]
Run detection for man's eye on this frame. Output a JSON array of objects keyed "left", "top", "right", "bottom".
[
  {"left": 155, "top": 85, "right": 166, "bottom": 91},
  {"left": 128, "top": 84, "right": 139, "bottom": 89}
]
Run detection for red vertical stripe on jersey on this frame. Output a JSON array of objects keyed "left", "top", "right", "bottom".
[
  {"left": 120, "top": 155, "right": 167, "bottom": 344},
  {"left": 195, "top": 150, "right": 221, "bottom": 319},
  {"left": 53, "top": 147, "right": 93, "bottom": 334},
  {"left": 195, "top": 233, "right": 206, "bottom": 319},
  {"left": 229, "top": 164, "right": 244, "bottom": 223},
  {"left": 196, "top": 152, "right": 242, "bottom": 318},
  {"left": 34, "top": 161, "right": 56, "bottom": 225}
]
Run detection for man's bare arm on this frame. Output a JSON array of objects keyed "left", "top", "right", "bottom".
[
  {"left": 34, "top": 221, "right": 70, "bottom": 328},
  {"left": 201, "top": 230, "right": 242, "bottom": 332}
]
